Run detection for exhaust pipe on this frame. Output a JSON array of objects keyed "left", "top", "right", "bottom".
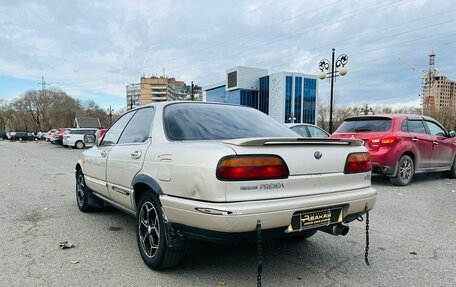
[{"left": 320, "top": 224, "right": 349, "bottom": 236}]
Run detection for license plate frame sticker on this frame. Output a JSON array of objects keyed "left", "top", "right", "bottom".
[
  {"left": 288, "top": 207, "right": 343, "bottom": 232},
  {"left": 301, "top": 209, "right": 332, "bottom": 227}
]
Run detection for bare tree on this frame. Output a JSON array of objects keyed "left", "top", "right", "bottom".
[{"left": 2, "top": 88, "right": 113, "bottom": 131}]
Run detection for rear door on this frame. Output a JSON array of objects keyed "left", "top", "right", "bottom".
[
  {"left": 424, "top": 120, "right": 454, "bottom": 167},
  {"left": 106, "top": 107, "right": 155, "bottom": 209},
  {"left": 406, "top": 119, "right": 433, "bottom": 169}
]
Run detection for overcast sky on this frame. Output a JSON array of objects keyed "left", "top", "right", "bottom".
[{"left": 0, "top": 0, "right": 455, "bottom": 111}]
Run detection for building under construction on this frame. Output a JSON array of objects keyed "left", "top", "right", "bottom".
[{"left": 422, "top": 52, "right": 456, "bottom": 110}]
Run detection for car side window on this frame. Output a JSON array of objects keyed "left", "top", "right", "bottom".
[
  {"left": 118, "top": 108, "right": 155, "bottom": 144},
  {"left": 290, "top": 126, "right": 309, "bottom": 137},
  {"left": 101, "top": 111, "right": 135, "bottom": 145},
  {"left": 307, "top": 126, "right": 329, "bottom": 138},
  {"left": 401, "top": 119, "right": 408, "bottom": 132},
  {"left": 407, "top": 120, "right": 426, "bottom": 134},
  {"left": 425, "top": 121, "right": 446, "bottom": 137}
]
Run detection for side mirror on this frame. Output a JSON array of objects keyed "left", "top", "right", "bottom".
[
  {"left": 449, "top": 130, "right": 456, "bottom": 138},
  {"left": 84, "top": 134, "right": 97, "bottom": 144}
]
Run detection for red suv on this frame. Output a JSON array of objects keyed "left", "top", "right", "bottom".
[{"left": 331, "top": 114, "right": 456, "bottom": 185}]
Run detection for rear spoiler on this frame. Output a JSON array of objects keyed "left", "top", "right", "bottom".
[{"left": 223, "top": 137, "right": 364, "bottom": 147}]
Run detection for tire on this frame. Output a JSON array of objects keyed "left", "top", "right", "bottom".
[
  {"left": 76, "top": 170, "right": 93, "bottom": 212},
  {"left": 449, "top": 156, "right": 456, "bottom": 179},
  {"left": 390, "top": 155, "right": 414, "bottom": 186},
  {"left": 75, "top": 141, "right": 85, "bottom": 149},
  {"left": 136, "top": 193, "right": 184, "bottom": 270},
  {"left": 283, "top": 229, "right": 317, "bottom": 241}
]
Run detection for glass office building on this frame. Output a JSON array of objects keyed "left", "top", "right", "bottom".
[
  {"left": 206, "top": 86, "right": 259, "bottom": 108},
  {"left": 203, "top": 67, "right": 318, "bottom": 124}
]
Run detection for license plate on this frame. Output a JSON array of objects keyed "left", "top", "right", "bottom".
[
  {"left": 287, "top": 207, "right": 343, "bottom": 232},
  {"left": 301, "top": 210, "right": 332, "bottom": 227}
]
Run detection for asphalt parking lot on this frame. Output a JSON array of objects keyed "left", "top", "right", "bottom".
[{"left": 0, "top": 140, "right": 455, "bottom": 286}]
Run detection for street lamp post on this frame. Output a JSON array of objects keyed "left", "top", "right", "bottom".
[
  {"left": 318, "top": 48, "right": 348, "bottom": 134},
  {"left": 107, "top": 105, "right": 114, "bottom": 125}
]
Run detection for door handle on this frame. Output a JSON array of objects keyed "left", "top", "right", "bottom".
[
  {"left": 101, "top": 151, "right": 107, "bottom": 157},
  {"left": 411, "top": 138, "right": 419, "bottom": 142},
  {"left": 433, "top": 141, "right": 439, "bottom": 145},
  {"left": 131, "top": 150, "right": 142, "bottom": 159}
]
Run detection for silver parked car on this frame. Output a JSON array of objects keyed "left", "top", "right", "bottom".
[
  {"left": 75, "top": 102, "right": 376, "bottom": 270},
  {"left": 285, "top": 123, "right": 330, "bottom": 138}
]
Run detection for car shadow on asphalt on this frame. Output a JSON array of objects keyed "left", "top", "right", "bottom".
[{"left": 371, "top": 172, "right": 450, "bottom": 187}]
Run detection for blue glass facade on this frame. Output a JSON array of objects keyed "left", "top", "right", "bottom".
[
  {"left": 294, "top": 77, "right": 302, "bottom": 123},
  {"left": 240, "top": 90, "right": 258, "bottom": 109},
  {"left": 204, "top": 72, "right": 317, "bottom": 124},
  {"left": 284, "top": 76, "right": 293, "bottom": 123},
  {"left": 303, "top": 78, "right": 316, "bottom": 124},
  {"left": 225, "top": 90, "right": 241, "bottom": 105},
  {"left": 205, "top": 86, "right": 226, "bottom": 103},
  {"left": 259, "top": 76, "right": 269, "bottom": 114},
  {"left": 224, "top": 89, "right": 258, "bottom": 107}
]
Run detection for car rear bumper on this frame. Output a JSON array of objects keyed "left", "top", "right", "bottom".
[
  {"left": 369, "top": 146, "right": 403, "bottom": 176},
  {"left": 160, "top": 187, "right": 376, "bottom": 235},
  {"left": 371, "top": 163, "right": 396, "bottom": 176}
]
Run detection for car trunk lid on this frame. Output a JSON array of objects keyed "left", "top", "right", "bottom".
[{"left": 222, "top": 137, "right": 370, "bottom": 201}]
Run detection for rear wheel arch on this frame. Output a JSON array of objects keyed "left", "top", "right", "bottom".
[
  {"left": 75, "top": 163, "right": 83, "bottom": 178},
  {"left": 401, "top": 151, "right": 416, "bottom": 167},
  {"left": 132, "top": 174, "right": 164, "bottom": 209},
  {"left": 390, "top": 151, "right": 415, "bottom": 177}
]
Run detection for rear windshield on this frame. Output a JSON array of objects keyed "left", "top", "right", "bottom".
[
  {"left": 337, "top": 118, "right": 392, "bottom": 133},
  {"left": 164, "top": 103, "right": 297, "bottom": 140}
]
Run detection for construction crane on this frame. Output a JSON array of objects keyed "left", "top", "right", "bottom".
[{"left": 398, "top": 53, "right": 438, "bottom": 115}]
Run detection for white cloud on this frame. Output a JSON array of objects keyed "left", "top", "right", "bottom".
[{"left": 0, "top": 0, "right": 454, "bottom": 108}]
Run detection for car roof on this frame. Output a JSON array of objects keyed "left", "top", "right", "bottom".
[
  {"left": 129, "top": 101, "right": 258, "bottom": 112},
  {"left": 343, "top": 114, "right": 436, "bottom": 121}
]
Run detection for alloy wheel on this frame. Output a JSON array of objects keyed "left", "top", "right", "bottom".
[
  {"left": 76, "top": 174, "right": 85, "bottom": 207},
  {"left": 138, "top": 202, "right": 160, "bottom": 258},
  {"left": 399, "top": 159, "right": 412, "bottom": 182}
]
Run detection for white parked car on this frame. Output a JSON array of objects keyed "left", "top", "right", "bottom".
[
  {"left": 63, "top": 128, "right": 98, "bottom": 149},
  {"left": 75, "top": 102, "right": 376, "bottom": 270}
]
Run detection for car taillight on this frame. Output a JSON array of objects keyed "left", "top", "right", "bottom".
[
  {"left": 217, "top": 155, "right": 289, "bottom": 181},
  {"left": 344, "top": 152, "right": 371, "bottom": 174},
  {"left": 381, "top": 135, "right": 397, "bottom": 145}
]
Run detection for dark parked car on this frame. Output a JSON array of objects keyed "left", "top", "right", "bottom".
[
  {"left": 0, "top": 130, "right": 7, "bottom": 140},
  {"left": 10, "top": 132, "right": 36, "bottom": 141},
  {"left": 331, "top": 114, "right": 456, "bottom": 185}
]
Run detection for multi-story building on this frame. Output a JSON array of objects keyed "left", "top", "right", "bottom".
[
  {"left": 203, "top": 66, "right": 318, "bottom": 124},
  {"left": 428, "top": 75, "right": 456, "bottom": 110},
  {"left": 126, "top": 77, "right": 202, "bottom": 110},
  {"left": 421, "top": 52, "right": 456, "bottom": 110},
  {"left": 140, "top": 76, "right": 176, "bottom": 104},
  {"left": 175, "top": 82, "right": 203, "bottom": 101},
  {"left": 126, "top": 83, "right": 141, "bottom": 110}
]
